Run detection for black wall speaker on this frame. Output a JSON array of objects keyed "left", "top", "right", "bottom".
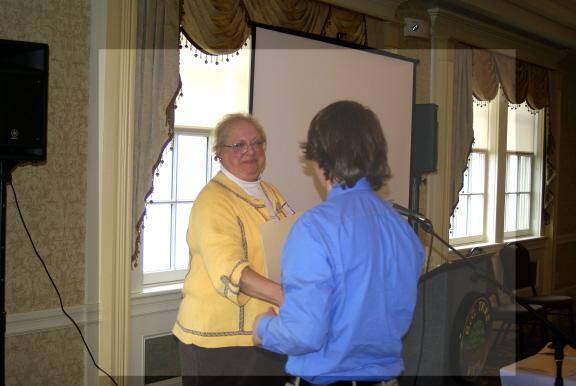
[
  {"left": 411, "top": 103, "right": 438, "bottom": 175},
  {"left": 0, "top": 39, "right": 49, "bottom": 162}
]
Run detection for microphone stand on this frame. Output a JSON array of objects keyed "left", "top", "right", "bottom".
[{"left": 396, "top": 206, "right": 576, "bottom": 386}]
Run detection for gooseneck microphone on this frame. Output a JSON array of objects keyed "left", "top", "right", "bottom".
[{"left": 390, "top": 202, "right": 432, "bottom": 226}]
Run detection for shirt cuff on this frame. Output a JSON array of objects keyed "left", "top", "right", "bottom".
[
  {"left": 256, "top": 314, "right": 274, "bottom": 343},
  {"left": 222, "top": 260, "right": 251, "bottom": 305}
]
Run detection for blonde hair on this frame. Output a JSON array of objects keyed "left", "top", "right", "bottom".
[{"left": 213, "top": 113, "right": 267, "bottom": 157}]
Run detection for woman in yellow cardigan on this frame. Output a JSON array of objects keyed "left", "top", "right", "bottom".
[{"left": 173, "top": 113, "right": 293, "bottom": 386}]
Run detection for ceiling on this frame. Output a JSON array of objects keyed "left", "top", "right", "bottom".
[{"left": 320, "top": 0, "right": 576, "bottom": 51}]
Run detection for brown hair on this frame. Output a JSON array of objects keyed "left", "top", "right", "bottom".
[{"left": 301, "top": 100, "right": 391, "bottom": 190}]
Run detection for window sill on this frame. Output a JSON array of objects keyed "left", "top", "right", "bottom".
[
  {"left": 450, "top": 235, "right": 547, "bottom": 255},
  {"left": 504, "top": 235, "right": 547, "bottom": 245},
  {"left": 130, "top": 283, "right": 183, "bottom": 318},
  {"left": 142, "top": 282, "right": 183, "bottom": 295},
  {"left": 131, "top": 282, "right": 183, "bottom": 301}
]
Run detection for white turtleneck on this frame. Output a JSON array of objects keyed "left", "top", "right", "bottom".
[{"left": 221, "top": 167, "right": 277, "bottom": 219}]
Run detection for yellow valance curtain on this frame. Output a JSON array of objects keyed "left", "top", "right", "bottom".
[
  {"left": 180, "top": 0, "right": 367, "bottom": 55},
  {"left": 470, "top": 46, "right": 549, "bottom": 109}
]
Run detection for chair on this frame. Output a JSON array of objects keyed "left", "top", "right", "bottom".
[
  {"left": 490, "top": 299, "right": 545, "bottom": 358},
  {"left": 499, "top": 242, "right": 575, "bottom": 335},
  {"left": 484, "top": 245, "right": 547, "bottom": 358}
]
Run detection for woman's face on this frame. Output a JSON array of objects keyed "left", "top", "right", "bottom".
[{"left": 217, "top": 120, "right": 266, "bottom": 182}]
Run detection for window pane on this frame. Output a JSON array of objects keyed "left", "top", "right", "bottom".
[
  {"left": 517, "top": 192, "right": 531, "bottom": 230},
  {"left": 450, "top": 194, "right": 485, "bottom": 239},
  {"left": 506, "top": 154, "right": 518, "bottom": 193},
  {"left": 460, "top": 169, "right": 470, "bottom": 194},
  {"left": 149, "top": 143, "right": 174, "bottom": 202},
  {"left": 176, "top": 44, "right": 251, "bottom": 127},
  {"left": 472, "top": 98, "right": 489, "bottom": 150},
  {"left": 450, "top": 197, "right": 468, "bottom": 238},
  {"left": 143, "top": 203, "right": 172, "bottom": 273},
  {"left": 176, "top": 134, "right": 209, "bottom": 200},
  {"left": 468, "top": 152, "right": 485, "bottom": 194},
  {"left": 504, "top": 193, "right": 517, "bottom": 233},
  {"left": 468, "top": 194, "right": 484, "bottom": 236},
  {"left": 507, "top": 103, "right": 536, "bottom": 153},
  {"left": 505, "top": 153, "right": 532, "bottom": 234},
  {"left": 174, "top": 202, "right": 193, "bottom": 270},
  {"left": 450, "top": 148, "right": 486, "bottom": 241},
  {"left": 504, "top": 192, "right": 531, "bottom": 233},
  {"left": 519, "top": 155, "right": 532, "bottom": 192}
]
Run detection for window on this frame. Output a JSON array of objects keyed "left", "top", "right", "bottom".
[
  {"left": 449, "top": 92, "right": 545, "bottom": 246},
  {"left": 449, "top": 151, "right": 486, "bottom": 242},
  {"left": 142, "top": 130, "right": 218, "bottom": 284},
  {"left": 504, "top": 103, "right": 540, "bottom": 237},
  {"left": 141, "top": 41, "right": 251, "bottom": 286},
  {"left": 504, "top": 153, "right": 532, "bottom": 234}
]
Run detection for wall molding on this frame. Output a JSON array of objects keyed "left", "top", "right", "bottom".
[
  {"left": 7, "top": 291, "right": 181, "bottom": 383},
  {"left": 6, "top": 304, "right": 100, "bottom": 337},
  {"left": 131, "top": 290, "right": 181, "bottom": 318},
  {"left": 6, "top": 290, "right": 181, "bottom": 337}
]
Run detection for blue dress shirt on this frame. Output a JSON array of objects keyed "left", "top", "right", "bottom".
[{"left": 256, "top": 178, "right": 425, "bottom": 385}]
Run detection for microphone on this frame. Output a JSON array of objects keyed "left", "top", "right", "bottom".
[{"left": 390, "top": 202, "right": 431, "bottom": 225}]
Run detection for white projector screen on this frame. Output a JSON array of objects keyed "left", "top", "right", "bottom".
[{"left": 251, "top": 24, "right": 416, "bottom": 212}]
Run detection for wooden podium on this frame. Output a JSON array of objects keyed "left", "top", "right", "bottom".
[{"left": 401, "top": 252, "right": 495, "bottom": 381}]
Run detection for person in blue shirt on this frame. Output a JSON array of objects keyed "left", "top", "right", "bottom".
[{"left": 253, "top": 100, "right": 425, "bottom": 386}]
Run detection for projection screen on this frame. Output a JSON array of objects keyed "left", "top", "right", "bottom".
[{"left": 250, "top": 24, "right": 417, "bottom": 213}]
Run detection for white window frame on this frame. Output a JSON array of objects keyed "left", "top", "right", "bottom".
[
  {"left": 501, "top": 101, "right": 545, "bottom": 241},
  {"left": 450, "top": 92, "right": 545, "bottom": 247},
  {"left": 503, "top": 112, "right": 545, "bottom": 239},
  {"left": 134, "top": 42, "right": 251, "bottom": 291},
  {"left": 503, "top": 151, "right": 533, "bottom": 238},
  {"left": 141, "top": 127, "right": 216, "bottom": 287}
]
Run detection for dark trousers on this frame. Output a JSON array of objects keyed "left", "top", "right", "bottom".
[
  {"left": 179, "top": 342, "right": 288, "bottom": 386},
  {"left": 300, "top": 380, "right": 389, "bottom": 386}
]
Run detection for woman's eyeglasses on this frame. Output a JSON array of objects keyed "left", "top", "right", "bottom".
[{"left": 222, "top": 139, "right": 266, "bottom": 154}]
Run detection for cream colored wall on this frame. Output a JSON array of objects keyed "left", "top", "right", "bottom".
[
  {"left": 1, "top": 1, "right": 572, "bottom": 384},
  {"left": 6, "top": 328, "right": 84, "bottom": 385},
  {"left": 555, "top": 53, "right": 576, "bottom": 293},
  {"left": 1, "top": 0, "right": 90, "bottom": 384},
  {"left": 2, "top": 0, "right": 89, "bottom": 313}
]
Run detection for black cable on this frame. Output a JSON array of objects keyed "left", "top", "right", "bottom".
[
  {"left": 412, "top": 229, "right": 434, "bottom": 386},
  {"left": 9, "top": 181, "right": 118, "bottom": 386}
]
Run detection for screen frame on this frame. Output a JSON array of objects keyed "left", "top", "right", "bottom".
[{"left": 249, "top": 22, "right": 419, "bottom": 212}]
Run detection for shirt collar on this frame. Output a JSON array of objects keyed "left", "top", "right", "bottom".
[
  {"left": 220, "top": 166, "right": 261, "bottom": 186},
  {"left": 327, "top": 177, "right": 372, "bottom": 200},
  {"left": 213, "top": 172, "right": 262, "bottom": 205}
]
